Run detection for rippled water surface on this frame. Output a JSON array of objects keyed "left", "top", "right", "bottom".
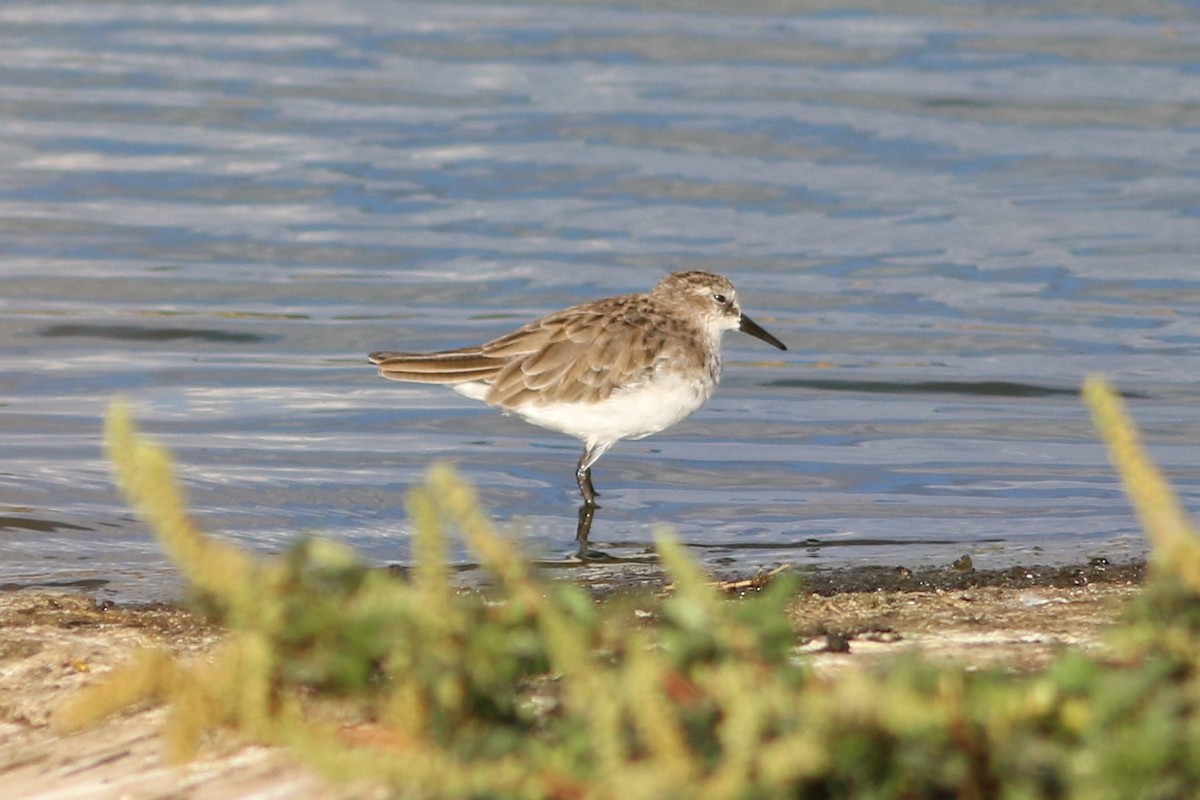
[{"left": 3, "top": 1, "right": 1200, "bottom": 601}]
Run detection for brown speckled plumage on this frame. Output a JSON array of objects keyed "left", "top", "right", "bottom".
[{"left": 369, "top": 271, "right": 785, "bottom": 505}]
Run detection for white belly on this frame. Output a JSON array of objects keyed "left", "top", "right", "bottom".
[{"left": 459, "top": 375, "right": 714, "bottom": 447}]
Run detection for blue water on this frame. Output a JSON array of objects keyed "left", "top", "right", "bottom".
[{"left": 3, "top": 1, "right": 1199, "bottom": 601}]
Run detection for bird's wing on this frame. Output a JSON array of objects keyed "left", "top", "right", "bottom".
[{"left": 482, "top": 301, "right": 669, "bottom": 407}]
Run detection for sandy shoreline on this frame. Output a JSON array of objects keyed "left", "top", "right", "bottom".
[{"left": 0, "top": 560, "right": 1144, "bottom": 799}]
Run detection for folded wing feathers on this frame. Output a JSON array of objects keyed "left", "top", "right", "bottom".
[
  {"left": 370, "top": 294, "right": 667, "bottom": 402},
  {"left": 369, "top": 350, "right": 504, "bottom": 384}
]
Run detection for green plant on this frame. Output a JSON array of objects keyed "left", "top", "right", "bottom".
[{"left": 55, "top": 382, "right": 1200, "bottom": 798}]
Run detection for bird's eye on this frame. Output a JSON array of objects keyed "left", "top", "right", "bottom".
[{"left": 713, "top": 293, "right": 728, "bottom": 304}]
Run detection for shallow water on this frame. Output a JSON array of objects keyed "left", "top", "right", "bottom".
[{"left": 3, "top": 1, "right": 1199, "bottom": 601}]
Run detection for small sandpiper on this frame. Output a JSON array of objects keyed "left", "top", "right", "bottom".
[{"left": 369, "top": 270, "right": 786, "bottom": 507}]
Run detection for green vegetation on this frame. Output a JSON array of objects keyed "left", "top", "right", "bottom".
[{"left": 56, "top": 378, "right": 1200, "bottom": 798}]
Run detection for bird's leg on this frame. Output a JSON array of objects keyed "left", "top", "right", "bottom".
[
  {"left": 575, "top": 501, "right": 596, "bottom": 551},
  {"left": 575, "top": 442, "right": 605, "bottom": 507},
  {"left": 574, "top": 443, "right": 607, "bottom": 556},
  {"left": 576, "top": 461, "right": 599, "bottom": 506}
]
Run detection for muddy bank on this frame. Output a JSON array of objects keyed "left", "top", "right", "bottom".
[{"left": 0, "top": 560, "right": 1145, "bottom": 799}]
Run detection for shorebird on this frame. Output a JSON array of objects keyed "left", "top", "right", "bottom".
[{"left": 369, "top": 270, "right": 786, "bottom": 507}]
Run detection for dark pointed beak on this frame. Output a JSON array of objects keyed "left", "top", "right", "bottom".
[{"left": 739, "top": 314, "right": 787, "bottom": 351}]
